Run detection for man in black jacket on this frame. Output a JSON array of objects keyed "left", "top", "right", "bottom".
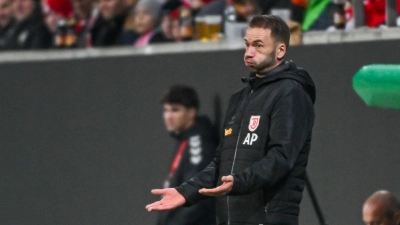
[
  {"left": 147, "top": 15, "right": 316, "bottom": 225},
  {"left": 157, "top": 85, "right": 217, "bottom": 225},
  {"left": 4, "top": 0, "right": 51, "bottom": 49},
  {"left": 0, "top": 0, "right": 14, "bottom": 49},
  {"left": 89, "top": 0, "right": 129, "bottom": 47}
]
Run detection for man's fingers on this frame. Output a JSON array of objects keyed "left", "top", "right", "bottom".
[
  {"left": 151, "top": 189, "right": 166, "bottom": 195},
  {"left": 199, "top": 186, "right": 225, "bottom": 196},
  {"left": 146, "top": 202, "right": 176, "bottom": 212},
  {"left": 145, "top": 201, "right": 162, "bottom": 210}
]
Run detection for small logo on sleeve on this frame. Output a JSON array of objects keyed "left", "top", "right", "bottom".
[
  {"left": 248, "top": 115, "right": 261, "bottom": 132},
  {"left": 224, "top": 128, "right": 233, "bottom": 136}
]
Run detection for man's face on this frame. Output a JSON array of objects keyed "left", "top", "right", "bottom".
[
  {"left": 363, "top": 203, "right": 397, "bottom": 225},
  {"left": 73, "top": 0, "right": 93, "bottom": 19},
  {"left": 98, "top": 0, "right": 125, "bottom": 20},
  {"left": 244, "top": 27, "right": 281, "bottom": 75},
  {"left": 13, "top": 0, "right": 35, "bottom": 21},
  {"left": 163, "top": 104, "right": 195, "bottom": 134},
  {"left": 43, "top": 9, "right": 61, "bottom": 33},
  {"left": 134, "top": 7, "right": 155, "bottom": 34},
  {"left": 0, "top": 0, "right": 13, "bottom": 27}
]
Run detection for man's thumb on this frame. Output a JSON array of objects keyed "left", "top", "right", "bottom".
[
  {"left": 222, "top": 175, "right": 234, "bottom": 182},
  {"left": 151, "top": 189, "right": 165, "bottom": 195}
]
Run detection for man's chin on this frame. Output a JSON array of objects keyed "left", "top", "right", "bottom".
[{"left": 247, "top": 67, "right": 257, "bottom": 72}]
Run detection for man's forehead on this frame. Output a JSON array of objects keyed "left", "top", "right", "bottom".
[
  {"left": 164, "top": 103, "right": 185, "bottom": 109},
  {"left": 244, "top": 28, "right": 271, "bottom": 42}
]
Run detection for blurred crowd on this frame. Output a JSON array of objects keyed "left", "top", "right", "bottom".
[{"left": 0, "top": 0, "right": 400, "bottom": 50}]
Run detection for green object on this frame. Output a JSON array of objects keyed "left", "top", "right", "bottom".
[
  {"left": 302, "top": 0, "right": 331, "bottom": 31},
  {"left": 353, "top": 64, "right": 400, "bottom": 111}
]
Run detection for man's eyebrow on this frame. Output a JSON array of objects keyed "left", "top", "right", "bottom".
[{"left": 244, "top": 38, "right": 264, "bottom": 43}]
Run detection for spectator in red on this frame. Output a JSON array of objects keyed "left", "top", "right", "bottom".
[
  {"left": 89, "top": 0, "right": 130, "bottom": 47},
  {"left": 0, "top": 0, "right": 15, "bottom": 49},
  {"left": 3, "top": 0, "right": 52, "bottom": 49},
  {"left": 364, "top": 0, "right": 400, "bottom": 27},
  {"left": 42, "top": 0, "right": 73, "bottom": 33}
]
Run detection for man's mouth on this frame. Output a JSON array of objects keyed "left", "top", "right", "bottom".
[{"left": 245, "top": 60, "right": 254, "bottom": 66}]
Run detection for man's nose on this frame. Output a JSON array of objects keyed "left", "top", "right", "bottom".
[{"left": 245, "top": 46, "right": 255, "bottom": 58}]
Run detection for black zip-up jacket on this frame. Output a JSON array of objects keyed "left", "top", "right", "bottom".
[
  {"left": 2, "top": 7, "right": 52, "bottom": 50},
  {"left": 158, "top": 116, "right": 218, "bottom": 225},
  {"left": 176, "top": 61, "right": 316, "bottom": 225}
]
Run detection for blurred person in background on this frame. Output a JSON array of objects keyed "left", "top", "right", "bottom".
[
  {"left": 157, "top": 84, "right": 217, "bottom": 225},
  {"left": 362, "top": 190, "right": 400, "bottom": 225},
  {"left": 0, "top": 0, "right": 15, "bottom": 49},
  {"left": 198, "top": 0, "right": 261, "bottom": 22},
  {"left": 196, "top": 0, "right": 262, "bottom": 40},
  {"left": 89, "top": 0, "right": 129, "bottom": 46},
  {"left": 364, "top": 0, "right": 400, "bottom": 27},
  {"left": 72, "top": 0, "right": 94, "bottom": 47},
  {"left": 302, "top": 0, "right": 334, "bottom": 31},
  {"left": 4, "top": 0, "right": 51, "bottom": 49},
  {"left": 121, "top": 0, "right": 138, "bottom": 44},
  {"left": 159, "top": 0, "right": 181, "bottom": 42},
  {"left": 123, "top": 0, "right": 171, "bottom": 47},
  {"left": 42, "top": 0, "right": 76, "bottom": 48}
]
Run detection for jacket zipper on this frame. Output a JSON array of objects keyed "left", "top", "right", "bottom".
[{"left": 227, "top": 89, "right": 254, "bottom": 225}]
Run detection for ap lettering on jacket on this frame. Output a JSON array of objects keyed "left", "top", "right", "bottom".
[{"left": 243, "top": 115, "right": 261, "bottom": 146}]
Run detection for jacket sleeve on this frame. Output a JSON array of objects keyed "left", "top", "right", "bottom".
[
  {"left": 229, "top": 83, "right": 314, "bottom": 195},
  {"left": 175, "top": 141, "right": 222, "bottom": 206}
]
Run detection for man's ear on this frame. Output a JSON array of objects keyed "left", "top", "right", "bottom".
[
  {"left": 276, "top": 43, "right": 286, "bottom": 60},
  {"left": 394, "top": 211, "right": 400, "bottom": 225}
]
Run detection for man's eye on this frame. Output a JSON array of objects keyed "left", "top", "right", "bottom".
[{"left": 257, "top": 45, "right": 262, "bottom": 48}]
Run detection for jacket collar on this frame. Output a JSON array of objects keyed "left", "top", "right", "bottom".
[
  {"left": 242, "top": 61, "right": 297, "bottom": 90},
  {"left": 170, "top": 119, "right": 199, "bottom": 141}
]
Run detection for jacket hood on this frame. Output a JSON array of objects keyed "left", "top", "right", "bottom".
[{"left": 242, "top": 60, "right": 316, "bottom": 104}]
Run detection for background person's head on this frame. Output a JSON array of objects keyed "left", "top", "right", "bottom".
[
  {"left": 362, "top": 190, "right": 400, "bottom": 225},
  {"left": 161, "top": 85, "right": 199, "bottom": 134},
  {"left": 244, "top": 15, "right": 289, "bottom": 75},
  {"left": 98, "top": 0, "right": 126, "bottom": 20},
  {"left": 232, "top": 0, "right": 260, "bottom": 21},
  {"left": 42, "top": 0, "right": 73, "bottom": 33},
  {"left": 72, "top": 0, "right": 93, "bottom": 20},
  {"left": 133, "top": 0, "right": 161, "bottom": 34},
  {"left": 13, "top": 0, "right": 37, "bottom": 21},
  {"left": 0, "top": 0, "right": 13, "bottom": 27}
]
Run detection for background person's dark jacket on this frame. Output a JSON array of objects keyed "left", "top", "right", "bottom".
[
  {"left": 90, "top": 12, "right": 128, "bottom": 47},
  {"left": 0, "top": 19, "right": 16, "bottom": 50},
  {"left": 176, "top": 61, "right": 316, "bottom": 225},
  {"left": 3, "top": 7, "right": 52, "bottom": 50},
  {"left": 121, "top": 28, "right": 172, "bottom": 46},
  {"left": 158, "top": 116, "right": 218, "bottom": 225}
]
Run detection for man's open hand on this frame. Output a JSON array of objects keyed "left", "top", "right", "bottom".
[
  {"left": 199, "top": 175, "right": 234, "bottom": 196},
  {"left": 145, "top": 188, "right": 186, "bottom": 212}
]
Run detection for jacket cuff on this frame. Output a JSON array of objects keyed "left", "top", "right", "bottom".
[
  {"left": 227, "top": 174, "right": 243, "bottom": 196},
  {"left": 175, "top": 182, "right": 200, "bottom": 207}
]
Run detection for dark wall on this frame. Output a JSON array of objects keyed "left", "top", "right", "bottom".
[{"left": 1, "top": 40, "right": 399, "bottom": 225}]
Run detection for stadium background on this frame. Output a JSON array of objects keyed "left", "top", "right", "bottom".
[{"left": 1, "top": 39, "right": 400, "bottom": 225}]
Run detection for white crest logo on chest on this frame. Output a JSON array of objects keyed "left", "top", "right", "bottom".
[{"left": 248, "top": 115, "right": 261, "bottom": 132}]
